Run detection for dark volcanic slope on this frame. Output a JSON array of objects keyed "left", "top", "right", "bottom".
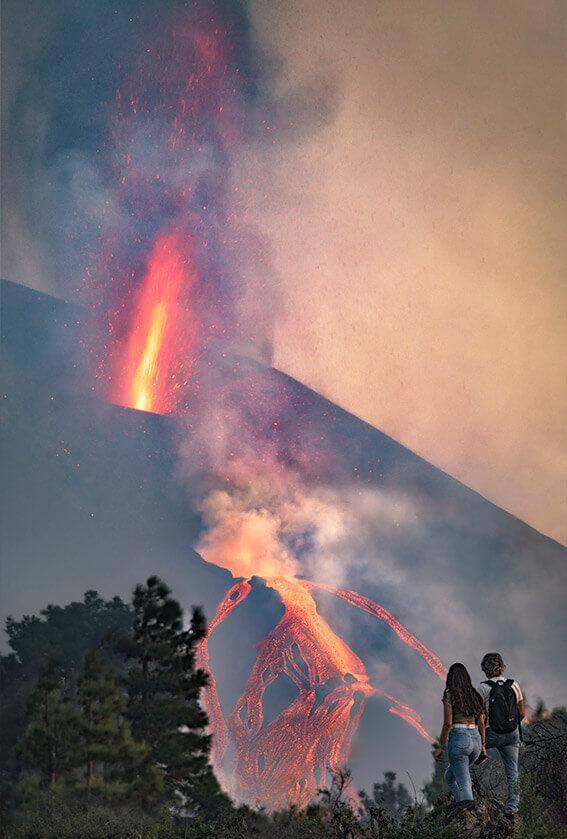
[
  {"left": 1, "top": 279, "right": 232, "bottom": 624},
  {"left": 2, "top": 278, "right": 566, "bottom": 789}
]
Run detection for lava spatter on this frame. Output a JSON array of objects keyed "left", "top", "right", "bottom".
[{"left": 97, "top": 9, "right": 446, "bottom": 810}]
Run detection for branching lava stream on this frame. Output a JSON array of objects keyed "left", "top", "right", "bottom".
[{"left": 197, "top": 576, "right": 445, "bottom": 809}]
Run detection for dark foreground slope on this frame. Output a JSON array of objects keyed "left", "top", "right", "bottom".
[{"left": 1, "top": 279, "right": 565, "bottom": 791}]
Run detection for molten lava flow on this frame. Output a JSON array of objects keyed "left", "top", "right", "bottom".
[
  {"left": 371, "top": 686, "right": 435, "bottom": 742},
  {"left": 305, "top": 581, "right": 447, "bottom": 680},
  {"left": 196, "top": 580, "right": 252, "bottom": 773},
  {"left": 198, "top": 576, "right": 441, "bottom": 809},
  {"left": 113, "top": 233, "right": 198, "bottom": 413}
]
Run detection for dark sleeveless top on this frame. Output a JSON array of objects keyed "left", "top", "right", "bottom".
[{"left": 443, "top": 688, "right": 477, "bottom": 723}]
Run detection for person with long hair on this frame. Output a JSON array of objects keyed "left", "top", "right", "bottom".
[{"left": 433, "top": 662, "right": 486, "bottom": 802}]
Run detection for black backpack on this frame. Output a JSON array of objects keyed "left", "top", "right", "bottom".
[{"left": 483, "top": 679, "right": 519, "bottom": 734}]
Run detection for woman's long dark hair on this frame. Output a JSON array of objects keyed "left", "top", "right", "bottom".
[{"left": 446, "top": 662, "right": 484, "bottom": 718}]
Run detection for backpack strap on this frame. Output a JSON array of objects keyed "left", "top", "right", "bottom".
[{"left": 505, "top": 679, "right": 524, "bottom": 741}]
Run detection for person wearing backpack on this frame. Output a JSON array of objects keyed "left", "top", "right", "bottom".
[{"left": 477, "top": 652, "right": 525, "bottom": 819}]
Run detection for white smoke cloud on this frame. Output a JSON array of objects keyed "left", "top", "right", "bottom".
[
  {"left": 187, "top": 408, "right": 425, "bottom": 591},
  {"left": 194, "top": 453, "right": 350, "bottom": 583},
  {"left": 197, "top": 483, "right": 302, "bottom": 579}
]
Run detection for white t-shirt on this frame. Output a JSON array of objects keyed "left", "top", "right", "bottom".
[{"left": 478, "top": 677, "right": 523, "bottom": 719}]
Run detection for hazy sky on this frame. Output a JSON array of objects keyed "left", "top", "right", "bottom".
[{"left": 243, "top": 0, "right": 567, "bottom": 543}]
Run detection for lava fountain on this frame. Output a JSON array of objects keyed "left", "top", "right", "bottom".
[
  {"left": 113, "top": 233, "right": 198, "bottom": 413},
  {"left": 98, "top": 9, "right": 242, "bottom": 413}
]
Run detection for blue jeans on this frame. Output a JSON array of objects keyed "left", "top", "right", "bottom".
[
  {"left": 445, "top": 727, "right": 482, "bottom": 802},
  {"left": 486, "top": 728, "right": 520, "bottom": 814}
]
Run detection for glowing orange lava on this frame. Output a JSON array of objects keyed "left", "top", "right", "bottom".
[
  {"left": 305, "top": 581, "right": 447, "bottom": 680},
  {"left": 113, "top": 233, "right": 197, "bottom": 413},
  {"left": 197, "top": 576, "right": 444, "bottom": 809}
]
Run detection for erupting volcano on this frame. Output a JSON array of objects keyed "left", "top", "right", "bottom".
[
  {"left": 4, "top": 0, "right": 566, "bottom": 824},
  {"left": 93, "top": 8, "right": 448, "bottom": 811}
]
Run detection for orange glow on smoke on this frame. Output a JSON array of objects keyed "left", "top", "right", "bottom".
[
  {"left": 114, "top": 233, "right": 197, "bottom": 413},
  {"left": 197, "top": 574, "right": 442, "bottom": 809}
]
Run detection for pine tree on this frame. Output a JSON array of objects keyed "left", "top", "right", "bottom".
[
  {"left": 1, "top": 590, "right": 133, "bottom": 776},
  {"left": 76, "top": 649, "right": 147, "bottom": 789},
  {"left": 371, "top": 771, "right": 412, "bottom": 818},
  {"left": 123, "top": 576, "right": 227, "bottom": 813},
  {"left": 18, "top": 660, "right": 81, "bottom": 785}
]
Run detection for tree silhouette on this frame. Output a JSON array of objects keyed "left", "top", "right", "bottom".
[
  {"left": 122, "top": 576, "right": 228, "bottom": 813},
  {"left": 18, "top": 660, "right": 81, "bottom": 786},
  {"left": 1, "top": 590, "right": 133, "bottom": 775},
  {"left": 76, "top": 650, "right": 147, "bottom": 788},
  {"left": 360, "top": 771, "right": 412, "bottom": 821}
]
